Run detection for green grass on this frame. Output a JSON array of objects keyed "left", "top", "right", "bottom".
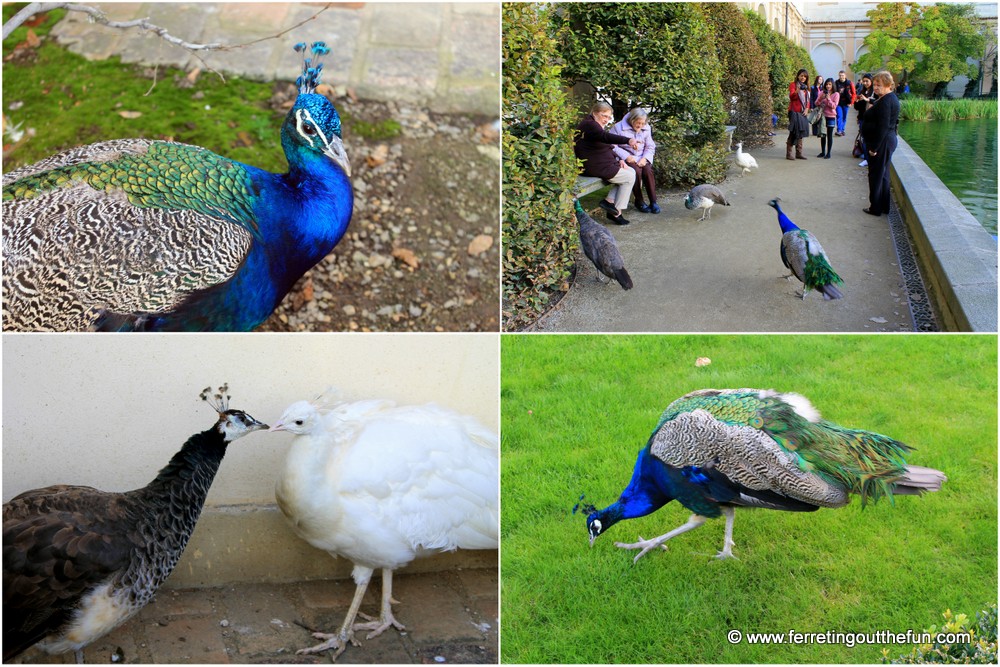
[
  {"left": 899, "top": 97, "right": 998, "bottom": 122},
  {"left": 1, "top": 6, "right": 368, "bottom": 174},
  {"left": 501, "top": 335, "right": 997, "bottom": 664}
]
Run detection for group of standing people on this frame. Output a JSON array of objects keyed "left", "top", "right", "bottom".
[
  {"left": 573, "top": 66, "right": 899, "bottom": 226},
  {"left": 573, "top": 102, "right": 659, "bottom": 225},
  {"left": 786, "top": 67, "right": 899, "bottom": 216}
]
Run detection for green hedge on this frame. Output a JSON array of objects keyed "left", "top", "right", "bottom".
[
  {"left": 704, "top": 3, "right": 773, "bottom": 147},
  {"left": 555, "top": 2, "right": 728, "bottom": 187},
  {"left": 501, "top": 3, "right": 580, "bottom": 331}
]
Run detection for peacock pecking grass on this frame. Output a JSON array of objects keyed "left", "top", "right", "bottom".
[{"left": 501, "top": 334, "right": 997, "bottom": 664}]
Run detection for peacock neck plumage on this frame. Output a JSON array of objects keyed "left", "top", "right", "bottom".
[
  {"left": 772, "top": 202, "right": 799, "bottom": 234},
  {"left": 595, "top": 445, "right": 676, "bottom": 531}
]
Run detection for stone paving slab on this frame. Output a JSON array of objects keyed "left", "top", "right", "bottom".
[
  {"left": 48, "top": 2, "right": 499, "bottom": 115},
  {"left": 11, "top": 568, "right": 498, "bottom": 664}
]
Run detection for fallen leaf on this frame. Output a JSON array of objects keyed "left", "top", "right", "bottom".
[
  {"left": 234, "top": 131, "right": 254, "bottom": 148},
  {"left": 315, "top": 83, "right": 335, "bottom": 98},
  {"left": 366, "top": 144, "right": 389, "bottom": 168},
  {"left": 695, "top": 357, "right": 712, "bottom": 367},
  {"left": 185, "top": 67, "right": 201, "bottom": 84},
  {"left": 25, "top": 29, "right": 40, "bottom": 48},
  {"left": 392, "top": 247, "right": 420, "bottom": 269},
  {"left": 467, "top": 234, "right": 494, "bottom": 256},
  {"left": 117, "top": 110, "right": 143, "bottom": 119}
]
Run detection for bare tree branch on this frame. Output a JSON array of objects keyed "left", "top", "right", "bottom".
[{"left": 3, "top": 3, "right": 332, "bottom": 57}]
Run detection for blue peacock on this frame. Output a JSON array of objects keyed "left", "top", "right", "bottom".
[
  {"left": 576, "top": 388, "right": 946, "bottom": 563},
  {"left": 767, "top": 198, "right": 843, "bottom": 300},
  {"left": 1, "top": 42, "right": 352, "bottom": 331}
]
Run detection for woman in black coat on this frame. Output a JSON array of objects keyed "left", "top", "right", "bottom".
[{"left": 860, "top": 70, "right": 899, "bottom": 216}]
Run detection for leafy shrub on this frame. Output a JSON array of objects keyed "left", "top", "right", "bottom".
[
  {"left": 703, "top": 3, "right": 773, "bottom": 147},
  {"left": 555, "top": 2, "right": 728, "bottom": 187},
  {"left": 883, "top": 604, "right": 997, "bottom": 664},
  {"left": 743, "top": 8, "right": 794, "bottom": 119},
  {"left": 501, "top": 3, "right": 580, "bottom": 331}
]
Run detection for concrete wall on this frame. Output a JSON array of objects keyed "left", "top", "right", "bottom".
[
  {"left": 50, "top": 3, "right": 500, "bottom": 115},
  {"left": 891, "top": 138, "right": 998, "bottom": 332},
  {"left": 2, "top": 334, "right": 499, "bottom": 586}
]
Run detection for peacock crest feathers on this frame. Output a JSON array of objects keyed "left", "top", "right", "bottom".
[{"left": 294, "top": 41, "right": 331, "bottom": 95}]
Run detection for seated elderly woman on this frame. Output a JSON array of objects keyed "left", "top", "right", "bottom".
[
  {"left": 574, "top": 102, "right": 640, "bottom": 225},
  {"left": 611, "top": 108, "right": 659, "bottom": 214}
]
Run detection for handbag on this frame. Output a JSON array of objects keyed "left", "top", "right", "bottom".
[
  {"left": 852, "top": 131, "right": 864, "bottom": 158},
  {"left": 806, "top": 107, "right": 822, "bottom": 126}
]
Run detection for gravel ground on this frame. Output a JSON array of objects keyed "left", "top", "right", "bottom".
[{"left": 260, "top": 90, "right": 500, "bottom": 332}]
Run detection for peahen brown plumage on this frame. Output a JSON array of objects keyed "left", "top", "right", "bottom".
[
  {"left": 2, "top": 385, "right": 267, "bottom": 662},
  {"left": 575, "top": 199, "right": 633, "bottom": 290},
  {"left": 577, "top": 388, "right": 946, "bottom": 563}
]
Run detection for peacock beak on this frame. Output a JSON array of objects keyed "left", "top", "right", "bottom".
[
  {"left": 269, "top": 421, "right": 286, "bottom": 433},
  {"left": 324, "top": 135, "right": 351, "bottom": 178},
  {"left": 589, "top": 534, "right": 596, "bottom": 548}
]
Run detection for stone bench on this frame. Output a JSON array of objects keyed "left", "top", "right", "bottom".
[
  {"left": 573, "top": 175, "right": 607, "bottom": 198},
  {"left": 574, "top": 125, "right": 738, "bottom": 197}
]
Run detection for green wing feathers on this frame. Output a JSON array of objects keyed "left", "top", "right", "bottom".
[
  {"left": 4, "top": 142, "right": 257, "bottom": 230},
  {"left": 656, "top": 389, "right": 916, "bottom": 506}
]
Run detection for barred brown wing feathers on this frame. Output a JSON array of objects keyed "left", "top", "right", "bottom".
[{"left": 3, "top": 183, "right": 251, "bottom": 331}]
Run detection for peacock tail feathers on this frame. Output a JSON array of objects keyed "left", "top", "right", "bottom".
[
  {"left": 801, "top": 235, "right": 844, "bottom": 291},
  {"left": 653, "top": 389, "right": 912, "bottom": 506}
]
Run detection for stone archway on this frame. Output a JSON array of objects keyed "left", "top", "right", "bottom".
[{"left": 812, "top": 42, "right": 846, "bottom": 81}]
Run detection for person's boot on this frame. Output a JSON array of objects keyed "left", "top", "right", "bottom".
[
  {"left": 795, "top": 139, "right": 807, "bottom": 159},
  {"left": 818, "top": 137, "right": 826, "bottom": 158},
  {"left": 786, "top": 142, "right": 795, "bottom": 160}
]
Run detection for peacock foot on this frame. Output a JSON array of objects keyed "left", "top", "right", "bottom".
[
  {"left": 353, "top": 610, "right": 406, "bottom": 639},
  {"left": 296, "top": 630, "right": 357, "bottom": 658},
  {"left": 614, "top": 535, "right": 667, "bottom": 564},
  {"left": 714, "top": 540, "right": 737, "bottom": 560}
]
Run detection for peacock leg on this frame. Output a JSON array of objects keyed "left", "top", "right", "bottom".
[
  {"left": 297, "top": 566, "right": 372, "bottom": 658},
  {"left": 352, "top": 568, "right": 406, "bottom": 639},
  {"left": 714, "top": 506, "right": 737, "bottom": 559},
  {"left": 698, "top": 208, "right": 708, "bottom": 221},
  {"left": 614, "top": 514, "right": 708, "bottom": 564}
]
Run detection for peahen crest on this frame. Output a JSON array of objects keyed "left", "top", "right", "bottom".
[
  {"left": 294, "top": 41, "right": 331, "bottom": 96},
  {"left": 200, "top": 383, "right": 231, "bottom": 414}
]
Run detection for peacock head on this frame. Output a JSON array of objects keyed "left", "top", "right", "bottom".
[
  {"left": 200, "top": 383, "right": 269, "bottom": 442},
  {"left": 282, "top": 41, "right": 351, "bottom": 178},
  {"left": 269, "top": 399, "right": 324, "bottom": 435},
  {"left": 572, "top": 494, "right": 606, "bottom": 547},
  {"left": 683, "top": 194, "right": 694, "bottom": 210}
]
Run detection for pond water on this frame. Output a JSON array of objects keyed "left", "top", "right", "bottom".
[{"left": 897, "top": 118, "right": 998, "bottom": 236}]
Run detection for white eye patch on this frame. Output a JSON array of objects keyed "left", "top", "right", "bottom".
[
  {"left": 591, "top": 519, "right": 602, "bottom": 534},
  {"left": 295, "top": 108, "right": 331, "bottom": 150}
]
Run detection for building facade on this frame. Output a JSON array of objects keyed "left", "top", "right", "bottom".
[{"left": 743, "top": 1, "right": 997, "bottom": 96}]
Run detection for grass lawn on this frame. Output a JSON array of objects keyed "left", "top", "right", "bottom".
[{"left": 501, "top": 334, "right": 997, "bottom": 664}]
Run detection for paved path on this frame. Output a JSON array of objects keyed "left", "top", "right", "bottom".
[
  {"left": 50, "top": 3, "right": 499, "bottom": 114},
  {"left": 12, "top": 568, "right": 498, "bottom": 664},
  {"left": 537, "top": 134, "right": 918, "bottom": 332}
]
